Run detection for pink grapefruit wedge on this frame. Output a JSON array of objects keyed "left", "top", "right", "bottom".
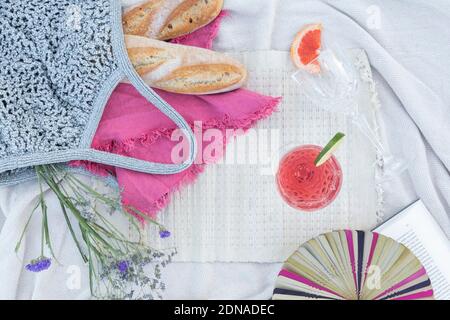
[{"left": 290, "top": 23, "right": 322, "bottom": 73}]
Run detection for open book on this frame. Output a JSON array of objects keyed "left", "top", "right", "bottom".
[{"left": 375, "top": 200, "right": 450, "bottom": 300}]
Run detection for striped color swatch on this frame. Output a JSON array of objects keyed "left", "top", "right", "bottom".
[{"left": 273, "top": 230, "right": 434, "bottom": 300}]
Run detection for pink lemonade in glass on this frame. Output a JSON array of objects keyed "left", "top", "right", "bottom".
[{"left": 276, "top": 145, "right": 343, "bottom": 211}]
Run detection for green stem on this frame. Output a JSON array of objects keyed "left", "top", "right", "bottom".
[
  {"left": 15, "top": 201, "right": 39, "bottom": 253},
  {"left": 60, "top": 203, "right": 88, "bottom": 263}
]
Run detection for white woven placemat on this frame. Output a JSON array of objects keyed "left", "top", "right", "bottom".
[{"left": 147, "top": 49, "right": 382, "bottom": 262}]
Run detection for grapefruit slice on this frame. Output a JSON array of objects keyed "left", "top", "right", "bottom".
[{"left": 290, "top": 23, "right": 322, "bottom": 73}]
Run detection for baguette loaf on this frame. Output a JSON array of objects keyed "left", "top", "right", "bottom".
[
  {"left": 123, "top": 0, "right": 223, "bottom": 41},
  {"left": 125, "top": 35, "right": 247, "bottom": 95}
]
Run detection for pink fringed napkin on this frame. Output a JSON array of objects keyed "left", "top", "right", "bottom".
[{"left": 72, "top": 12, "right": 281, "bottom": 218}]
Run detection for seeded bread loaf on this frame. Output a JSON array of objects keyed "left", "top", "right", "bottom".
[
  {"left": 123, "top": 0, "right": 223, "bottom": 40},
  {"left": 126, "top": 35, "right": 247, "bottom": 95}
]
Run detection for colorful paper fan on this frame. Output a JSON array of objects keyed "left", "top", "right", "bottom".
[{"left": 273, "top": 230, "right": 434, "bottom": 300}]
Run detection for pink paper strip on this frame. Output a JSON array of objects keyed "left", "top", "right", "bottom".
[{"left": 279, "top": 269, "right": 344, "bottom": 299}]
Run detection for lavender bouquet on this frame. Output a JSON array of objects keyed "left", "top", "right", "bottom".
[{"left": 16, "top": 165, "right": 174, "bottom": 299}]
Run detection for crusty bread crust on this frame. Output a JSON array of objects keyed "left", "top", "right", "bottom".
[
  {"left": 122, "top": 0, "right": 223, "bottom": 40},
  {"left": 122, "top": 0, "right": 163, "bottom": 36},
  {"left": 125, "top": 35, "right": 247, "bottom": 95},
  {"left": 154, "top": 64, "right": 243, "bottom": 94},
  {"left": 127, "top": 47, "right": 173, "bottom": 76},
  {"left": 158, "top": 0, "right": 224, "bottom": 40}
]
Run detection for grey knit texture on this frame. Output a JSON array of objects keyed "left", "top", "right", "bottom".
[{"left": 0, "top": 0, "right": 116, "bottom": 179}]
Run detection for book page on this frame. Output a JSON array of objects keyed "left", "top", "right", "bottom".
[{"left": 375, "top": 200, "right": 450, "bottom": 300}]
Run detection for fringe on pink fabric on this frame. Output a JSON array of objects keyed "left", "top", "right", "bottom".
[
  {"left": 113, "top": 96, "right": 279, "bottom": 217},
  {"left": 70, "top": 11, "right": 282, "bottom": 219}
]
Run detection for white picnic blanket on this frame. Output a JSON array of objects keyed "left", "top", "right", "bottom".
[{"left": 0, "top": 0, "right": 449, "bottom": 300}]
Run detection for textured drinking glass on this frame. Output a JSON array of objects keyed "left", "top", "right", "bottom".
[
  {"left": 276, "top": 145, "right": 343, "bottom": 211},
  {"left": 292, "top": 47, "right": 408, "bottom": 180}
]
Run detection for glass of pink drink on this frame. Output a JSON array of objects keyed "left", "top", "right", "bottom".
[{"left": 276, "top": 145, "right": 343, "bottom": 211}]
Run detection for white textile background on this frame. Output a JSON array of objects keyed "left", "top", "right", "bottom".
[
  {"left": 152, "top": 50, "right": 380, "bottom": 262},
  {"left": 0, "top": 0, "right": 449, "bottom": 300}
]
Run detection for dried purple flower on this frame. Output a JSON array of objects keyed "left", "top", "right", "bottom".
[
  {"left": 117, "top": 260, "right": 129, "bottom": 274},
  {"left": 159, "top": 229, "right": 171, "bottom": 239},
  {"left": 26, "top": 257, "right": 51, "bottom": 272}
]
